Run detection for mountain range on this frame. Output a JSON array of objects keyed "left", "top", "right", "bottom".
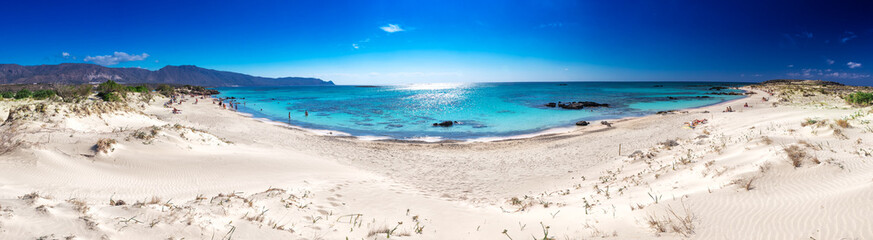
[{"left": 0, "top": 63, "right": 333, "bottom": 87}]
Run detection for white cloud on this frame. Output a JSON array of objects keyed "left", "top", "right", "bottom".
[
  {"left": 352, "top": 43, "right": 360, "bottom": 49},
  {"left": 841, "top": 31, "right": 857, "bottom": 43},
  {"left": 787, "top": 68, "right": 869, "bottom": 79},
  {"left": 848, "top": 62, "right": 862, "bottom": 69},
  {"left": 539, "top": 22, "right": 564, "bottom": 28},
  {"left": 787, "top": 64, "right": 794, "bottom": 68},
  {"left": 62, "top": 52, "right": 70, "bottom": 57},
  {"left": 380, "top": 24, "right": 404, "bottom": 33},
  {"left": 826, "top": 59, "right": 835, "bottom": 65},
  {"left": 84, "top": 52, "right": 149, "bottom": 66}
]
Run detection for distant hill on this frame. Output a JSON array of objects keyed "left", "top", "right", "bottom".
[
  {"left": 760, "top": 79, "right": 844, "bottom": 86},
  {"left": 0, "top": 63, "right": 334, "bottom": 87}
]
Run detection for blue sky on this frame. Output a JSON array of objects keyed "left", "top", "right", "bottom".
[{"left": 2, "top": 0, "right": 872, "bottom": 85}]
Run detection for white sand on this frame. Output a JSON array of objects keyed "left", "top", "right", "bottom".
[{"left": 1, "top": 87, "right": 871, "bottom": 239}]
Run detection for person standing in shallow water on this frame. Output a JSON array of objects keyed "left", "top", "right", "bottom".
[{"left": 305, "top": 110, "right": 309, "bottom": 117}]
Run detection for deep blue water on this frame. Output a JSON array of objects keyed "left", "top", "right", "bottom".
[{"left": 216, "top": 82, "right": 747, "bottom": 140}]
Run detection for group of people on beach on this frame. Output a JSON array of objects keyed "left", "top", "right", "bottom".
[
  {"left": 684, "top": 118, "right": 708, "bottom": 129},
  {"left": 164, "top": 94, "right": 211, "bottom": 114}
]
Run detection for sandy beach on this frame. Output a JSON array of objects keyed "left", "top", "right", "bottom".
[{"left": 1, "top": 82, "right": 872, "bottom": 239}]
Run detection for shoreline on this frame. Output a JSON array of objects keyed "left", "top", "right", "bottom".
[
  {"left": 4, "top": 81, "right": 870, "bottom": 239},
  {"left": 214, "top": 87, "right": 753, "bottom": 144}
]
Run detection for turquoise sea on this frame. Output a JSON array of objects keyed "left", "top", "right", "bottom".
[{"left": 216, "top": 82, "right": 748, "bottom": 140}]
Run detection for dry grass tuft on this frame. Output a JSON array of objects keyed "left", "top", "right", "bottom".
[
  {"left": 66, "top": 198, "right": 90, "bottom": 214},
  {"left": 95, "top": 138, "right": 117, "bottom": 154},
  {"left": 835, "top": 119, "right": 850, "bottom": 128},
  {"left": 645, "top": 202, "right": 695, "bottom": 237},
  {"left": 732, "top": 176, "right": 757, "bottom": 191},
  {"left": 761, "top": 136, "right": 773, "bottom": 145},
  {"left": 783, "top": 145, "right": 807, "bottom": 168},
  {"left": 18, "top": 192, "right": 42, "bottom": 205}
]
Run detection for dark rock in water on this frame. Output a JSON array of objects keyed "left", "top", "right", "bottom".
[
  {"left": 545, "top": 102, "right": 557, "bottom": 107},
  {"left": 696, "top": 96, "right": 711, "bottom": 98},
  {"left": 433, "top": 121, "right": 454, "bottom": 127},
  {"left": 557, "top": 83, "right": 568, "bottom": 86},
  {"left": 557, "top": 101, "right": 609, "bottom": 109},
  {"left": 601, "top": 121, "right": 612, "bottom": 127},
  {"left": 653, "top": 85, "right": 664, "bottom": 87},
  {"left": 668, "top": 97, "right": 677, "bottom": 100},
  {"left": 709, "top": 86, "right": 729, "bottom": 91},
  {"left": 575, "top": 121, "right": 590, "bottom": 126},
  {"left": 656, "top": 110, "right": 676, "bottom": 114}
]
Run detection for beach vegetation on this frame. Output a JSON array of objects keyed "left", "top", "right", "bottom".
[
  {"left": 126, "top": 85, "right": 149, "bottom": 93},
  {"left": 844, "top": 91, "right": 873, "bottom": 106},
  {"left": 96, "top": 80, "right": 128, "bottom": 102},
  {"left": 732, "top": 176, "right": 757, "bottom": 191},
  {"left": 784, "top": 145, "right": 807, "bottom": 167},
  {"left": 55, "top": 85, "right": 93, "bottom": 103},
  {"left": 31, "top": 89, "right": 56, "bottom": 100},
  {"left": 0, "top": 128, "right": 23, "bottom": 155},
  {"left": 535, "top": 222, "right": 554, "bottom": 240},
  {"left": 156, "top": 84, "right": 175, "bottom": 96},
  {"left": 645, "top": 202, "right": 695, "bottom": 237},
  {"left": 97, "top": 80, "right": 125, "bottom": 93},
  {"left": 97, "top": 91, "right": 122, "bottom": 102},
  {"left": 95, "top": 138, "right": 117, "bottom": 153},
  {"left": 1, "top": 91, "right": 14, "bottom": 98},
  {"left": 835, "top": 119, "right": 850, "bottom": 128},
  {"left": 14, "top": 89, "right": 32, "bottom": 99},
  {"left": 761, "top": 136, "right": 773, "bottom": 145},
  {"left": 801, "top": 118, "right": 827, "bottom": 127}
]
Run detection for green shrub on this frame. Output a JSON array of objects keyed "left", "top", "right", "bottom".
[
  {"left": 56, "top": 85, "right": 93, "bottom": 102},
  {"left": 97, "top": 80, "right": 125, "bottom": 93},
  {"left": 156, "top": 84, "right": 174, "bottom": 96},
  {"left": 97, "top": 92, "right": 122, "bottom": 102},
  {"left": 14, "top": 89, "right": 32, "bottom": 99},
  {"left": 844, "top": 92, "right": 873, "bottom": 106},
  {"left": 1, "top": 91, "right": 13, "bottom": 98},
  {"left": 31, "top": 89, "right": 56, "bottom": 100},
  {"left": 126, "top": 85, "right": 149, "bottom": 93}
]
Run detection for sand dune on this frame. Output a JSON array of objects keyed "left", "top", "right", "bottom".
[{"left": 1, "top": 84, "right": 872, "bottom": 239}]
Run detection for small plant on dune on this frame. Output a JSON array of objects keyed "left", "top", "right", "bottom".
[
  {"left": 501, "top": 229, "right": 514, "bottom": 240},
  {"left": 534, "top": 222, "right": 555, "bottom": 240},
  {"left": 761, "top": 136, "right": 773, "bottom": 145},
  {"left": 833, "top": 128, "right": 848, "bottom": 139},
  {"left": 367, "top": 222, "right": 409, "bottom": 238},
  {"left": 18, "top": 192, "right": 42, "bottom": 205},
  {"left": 784, "top": 145, "right": 807, "bottom": 168},
  {"left": 66, "top": 198, "right": 90, "bottom": 214},
  {"left": 835, "top": 119, "right": 850, "bottom": 128},
  {"left": 801, "top": 118, "right": 818, "bottom": 127},
  {"left": 645, "top": 202, "right": 696, "bottom": 237},
  {"left": 731, "top": 176, "right": 757, "bottom": 191},
  {"left": 95, "top": 138, "right": 117, "bottom": 154}
]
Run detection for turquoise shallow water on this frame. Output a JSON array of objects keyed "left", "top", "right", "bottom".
[{"left": 215, "top": 82, "right": 747, "bottom": 140}]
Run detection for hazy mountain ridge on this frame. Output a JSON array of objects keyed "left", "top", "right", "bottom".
[{"left": 0, "top": 63, "right": 333, "bottom": 87}]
